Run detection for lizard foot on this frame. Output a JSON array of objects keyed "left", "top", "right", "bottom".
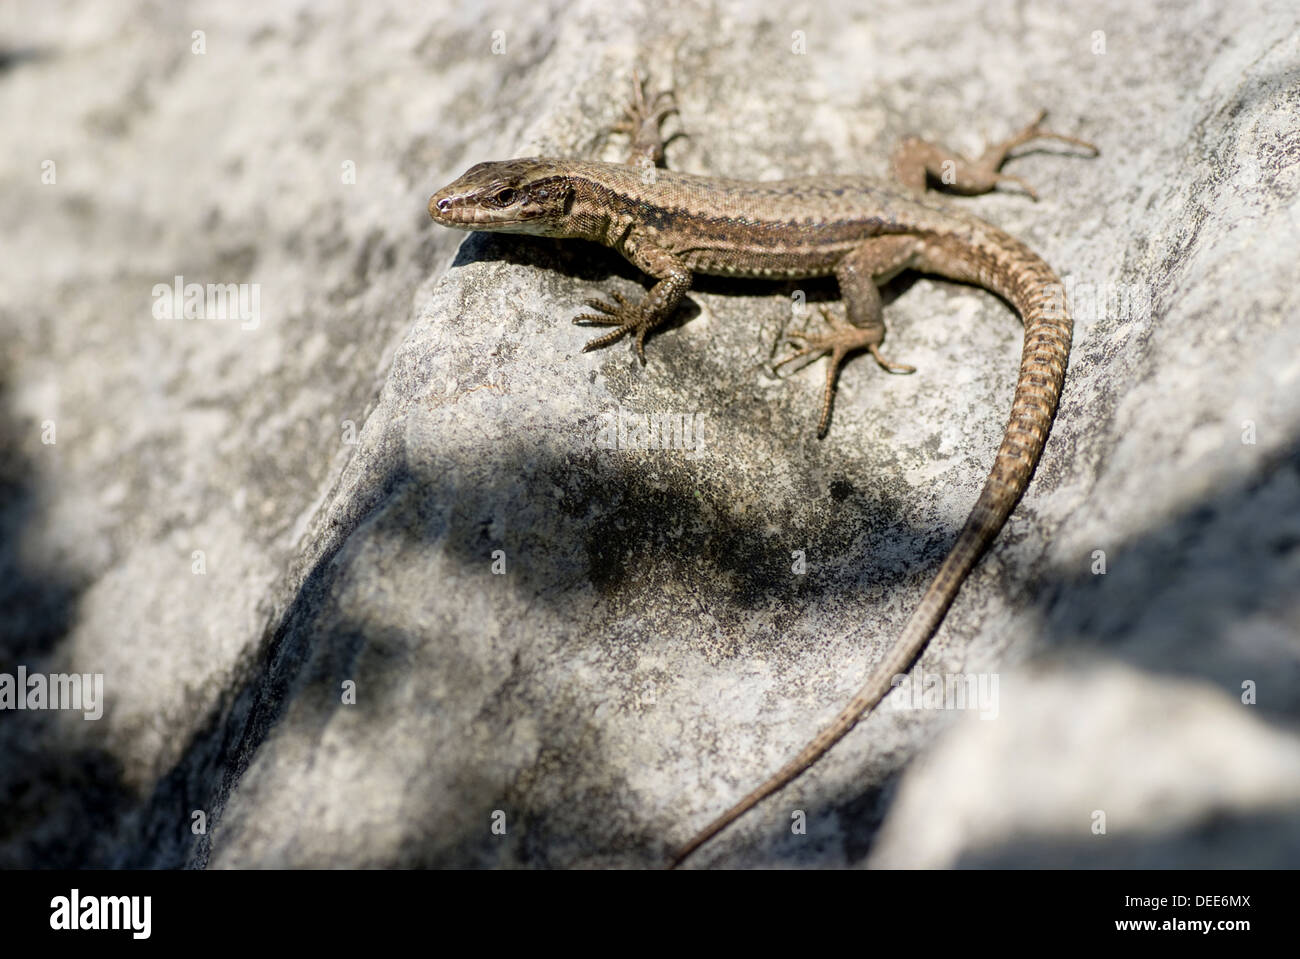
[
  {"left": 977, "top": 109, "right": 1100, "bottom": 201},
  {"left": 574, "top": 291, "right": 656, "bottom": 363},
  {"left": 775, "top": 306, "right": 915, "bottom": 437},
  {"left": 892, "top": 109, "right": 1098, "bottom": 200},
  {"left": 614, "top": 68, "right": 683, "bottom": 168}
]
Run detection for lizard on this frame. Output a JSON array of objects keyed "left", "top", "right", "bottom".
[{"left": 427, "top": 73, "right": 1097, "bottom": 866}]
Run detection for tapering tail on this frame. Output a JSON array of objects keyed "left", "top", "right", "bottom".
[{"left": 669, "top": 238, "right": 1071, "bottom": 868}]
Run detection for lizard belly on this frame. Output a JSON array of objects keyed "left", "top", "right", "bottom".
[
  {"left": 674, "top": 219, "right": 958, "bottom": 281},
  {"left": 671, "top": 224, "right": 882, "bottom": 279},
  {"left": 680, "top": 246, "right": 844, "bottom": 279}
]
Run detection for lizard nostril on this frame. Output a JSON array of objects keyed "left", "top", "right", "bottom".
[{"left": 437, "top": 197, "right": 451, "bottom": 212}]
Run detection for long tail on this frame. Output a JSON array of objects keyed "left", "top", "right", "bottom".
[{"left": 669, "top": 236, "right": 1072, "bottom": 867}]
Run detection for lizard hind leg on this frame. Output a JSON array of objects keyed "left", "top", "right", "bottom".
[
  {"left": 891, "top": 109, "right": 1098, "bottom": 200},
  {"left": 776, "top": 306, "right": 914, "bottom": 438},
  {"left": 775, "top": 238, "right": 920, "bottom": 437}
]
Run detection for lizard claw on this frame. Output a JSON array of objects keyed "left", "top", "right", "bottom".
[
  {"left": 992, "top": 173, "right": 1039, "bottom": 201},
  {"left": 776, "top": 306, "right": 912, "bottom": 371},
  {"left": 574, "top": 290, "right": 654, "bottom": 363},
  {"left": 1013, "top": 109, "right": 1100, "bottom": 156},
  {"left": 618, "top": 68, "right": 682, "bottom": 167},
  {"left": 775, "top": 307, "right": 915, "bottom": 437},
  {"left": 574, "top": 291, "right": 637, "bottom": 325},
  {"left": 772, "top": 334, "right": 820, "bottom": 371},
  {"left": 614, "top": 86, "right": 678, "bottom": 132},
  {"left": 575, "top": 291, "right": 635, "bottom": 319},
  {"left": 976, "top": 109, "right": 1099, "bottom": 198}
]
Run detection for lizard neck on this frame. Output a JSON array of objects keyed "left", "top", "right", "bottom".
[{"left": 552, "top": 163, "right": 657, "bottom": 246}]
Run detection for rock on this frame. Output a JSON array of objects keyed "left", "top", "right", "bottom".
[
  {"left": 868, "top": 665, "right": 1300, "bottom": 868},
  {"left": 1, "top": 0, "right": 1297, "bottom": 869}
]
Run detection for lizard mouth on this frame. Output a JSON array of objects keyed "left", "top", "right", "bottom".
[
  {"left": 428, "top": 192, "right": 475, "bottom": 226},
  {"left": 427, "top": 191, "right": 523, "bottom": 229}
]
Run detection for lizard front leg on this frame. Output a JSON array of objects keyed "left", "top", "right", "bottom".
[
  {"left": 891, "top": 109, "right": 1098, "bottom": 199},
  {"left": 776, "top": 235, "right": 922, "bottom": 436},
  {"left": 572, "top": 73, "right": 689, "bottom": 362},
  {"left": 574, "top": 231, "right": 692, "bottom": 363},
  {"left": 612, "top": 68, "right": 681, "bottom": 168}
]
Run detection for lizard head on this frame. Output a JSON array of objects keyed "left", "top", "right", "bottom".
[{"left": 428, "top": 159, "right": 575, "bottom": 235}]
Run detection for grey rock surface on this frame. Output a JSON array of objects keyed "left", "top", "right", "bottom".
[{"left": 1, "top": 0, "right": 1297, "bottom": 868}]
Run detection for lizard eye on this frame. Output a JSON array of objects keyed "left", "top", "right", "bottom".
[{"left": 493, "top": 188, "right": 518, "bottom": 206}]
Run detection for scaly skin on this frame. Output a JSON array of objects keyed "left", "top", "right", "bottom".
[{"left": 428, "top": 75, "right": 1096, "bottom": 867}]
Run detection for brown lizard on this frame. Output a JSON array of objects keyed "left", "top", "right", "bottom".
[{"left": 427, "top": 74, "right": 1097, "bottom": 866}]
